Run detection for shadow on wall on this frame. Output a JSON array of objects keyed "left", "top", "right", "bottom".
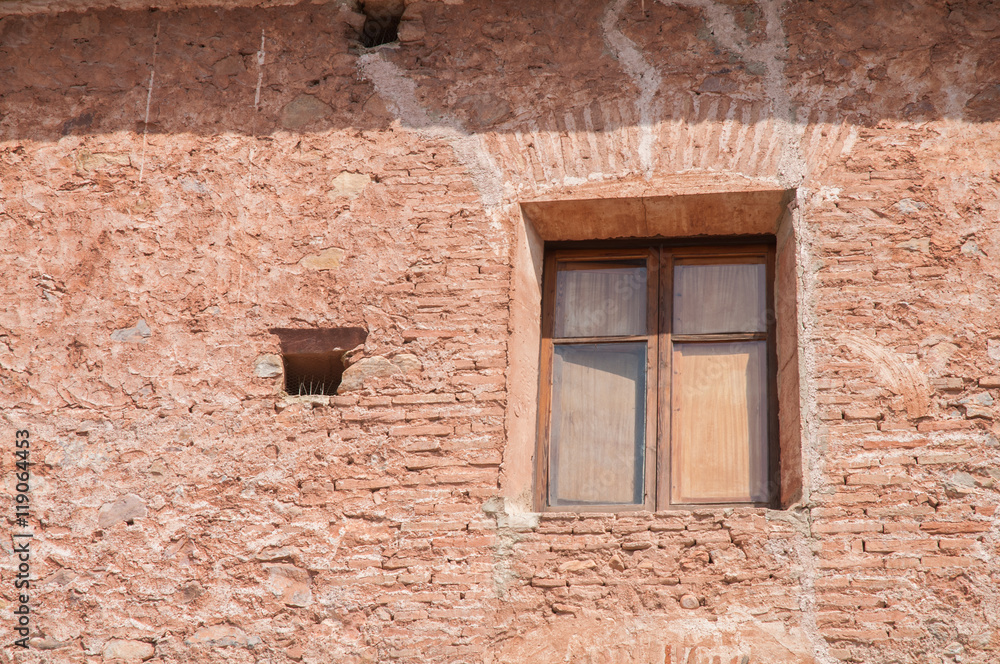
[{"left": 0, "top": 0, "right": 998, "bottom": 146}]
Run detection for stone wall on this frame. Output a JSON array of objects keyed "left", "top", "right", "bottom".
[{"left": 1, "top": 1, "right": 999, "bottom": 663}]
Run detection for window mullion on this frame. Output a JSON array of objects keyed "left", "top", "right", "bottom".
[
  {"left": 641, "top": 248, "right": 658, "bottom": 512},
  {"left": 655, "top": 247, "right": 673, "bottom": 511}
]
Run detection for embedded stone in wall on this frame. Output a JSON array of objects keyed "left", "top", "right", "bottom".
[
  {"left": 338, "top": 355, "right": 401, "bottom": 392},
  {"left": 75, "top": 149, "right": 130, "bottom": 175},
  {"left": 895, "top": 198, "right": 926, "bottom": 215},
  {"left": 254, "top": 354, "right": 283, "bottom": 378},
  {"left": 896, "top": 237, "right": 930, "bottom": 253},
  {"left": 185, "top": 626, "right": 260, "bottom": 648},
  {"left": 299, "top": 247, "right": 345, "bottom": 270},
  {"left": 397, "top": 20, "right": 425, "bottom": 43},
  {"left": 265, "top": 563, "right": 312, "bottom": 607},
  {"left": 279, "top": 94, "right": 332, "bottom": 130},
  {"left": 965, "top": 83, "right": 1000, "bottom": 121},
  {"left": 176, "top": 582, "right": 204, "bottom": 603},
  {"left": 110, "top": 320, "right": 151, "bottom": 343},
  {"left": 391, "top": 353, "right": 422, "bottom": 374},
  {"left": 73, "top": 150, "right": 132, "bottom": 175},
  {"left": 330, "top": 172, "right": 371, "bottom": 199},
  {"left": 961, "top": 239, "right": 985, "bottom": 256},
  {"left": 458, "top": 93, "right": 511, "bottom": 126},
  {"left": 102, "top": 639, "right": 154, "bottom": 661},
  {"left": 98, "top": 494, "right": 147, "bottom": 528}
]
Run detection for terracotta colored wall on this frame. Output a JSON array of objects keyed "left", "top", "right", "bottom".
[{"left": 1, "top": 1, "right": 998, "bottom": 663}]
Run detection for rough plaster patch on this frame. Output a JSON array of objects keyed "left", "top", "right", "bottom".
[
  {"left": 810, "top": 186, "right": 840, "bottom": 205},
  {"left": 358, "top": 52, "right": 506, "bottom": 213},
  {"left": 489, "top": 615, "right": 818, "bottom": 664},
  {"left": 837, "top": 332, "right": 931, "bottom": 418},
  {"left": 279, "top": 394, "right": 329, "bottom": 408},
  {"left": 212, "top": 53, "right": 245, "bottom": 80},
  {"left": 179, "top": 176, "right": 208, "bottom": 194},
  {"left": 602, "top": 0, "right": 661, "bottom": 178},
  {"left": 662, "top": 0, "right": 808, "bottom": 185},
  {"left": 482, "top": 497, "right": 537, "bottom": 599}
]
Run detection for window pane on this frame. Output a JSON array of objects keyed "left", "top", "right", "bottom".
[
  {"left": 671, "top": 341, "right": 768, "bottom": 504},
  {"left": 554, "top": 261, "right": 647, "bottom": 338},
  {"left": 549, "top": 343, "right": 646, "bottom": 506},
  {"left": 673, "top": 263, "right": 766, "bottom": 334}
]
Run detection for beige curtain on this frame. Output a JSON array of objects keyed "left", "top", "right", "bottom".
[
  {"left": 554, "top": 264, "right": 646, "bottom": 338},
  {"left": 671, "top": 341, "right": 768, "bottom": 503},
  {"left": 673, "top": 264, "right": 766, "bottom": 334},
  {"left": 550, "top": 344, "right": 646, "bottom": 505}
]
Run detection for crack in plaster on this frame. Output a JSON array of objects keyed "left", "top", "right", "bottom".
[
  {"left": 602, "top": 0, "right": 662, "bottom": 179},
  {"left": 137, "top": 19, "right": 160, "bottom": 187},
  {"left": 644, "top": 3, "right": 825, "bottom": 658},
  {"left": 482, "top": 497, "right": 538, "bottom": 600},
  {"left": 253, "top": 28, "right": 265, "bottom": 111},
  {"left": 788, "top": 190, "right": 839, "bottom": 664},
  {"left": 248, "top": 28, "right": 265, "bottom": 189},
  {"left": 357, "top": 51, "right": 507, "bottom": 218}
]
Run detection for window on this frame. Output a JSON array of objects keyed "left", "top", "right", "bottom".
[{"left": 535, "top": 243, "right": 777, "bottom": 511}]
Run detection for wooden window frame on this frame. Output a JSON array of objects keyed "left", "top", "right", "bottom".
[{"left": 535, "top": 241, "right": 778, "bottom": 512}]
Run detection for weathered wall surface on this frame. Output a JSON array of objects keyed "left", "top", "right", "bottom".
[{"left": 1, "top": 1, "right": 999, "bottom": 663}]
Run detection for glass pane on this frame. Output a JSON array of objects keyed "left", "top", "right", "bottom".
[
  {"left": 554, "top": 260, "right": 647, "bottom": 338},
  {"left": 671, "top": 341, "right": 768, "bottom": 504},
  {"left": 673, "top": 263, "right": 766, "bottom": 334},
  {"left": 549, "top": 343, "right": 646, "bottom": 506}
]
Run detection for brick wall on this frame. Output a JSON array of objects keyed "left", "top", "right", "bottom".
[{"left": 1, "top": 1, "right": 998, "bottom": 663}]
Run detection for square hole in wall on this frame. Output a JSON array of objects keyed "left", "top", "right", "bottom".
[
  {"left": 269, "top": 327, "right": 368, "bottom": 396},
  {"left": 359, "top": 0, "right": 403, "bottom": 48}
]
